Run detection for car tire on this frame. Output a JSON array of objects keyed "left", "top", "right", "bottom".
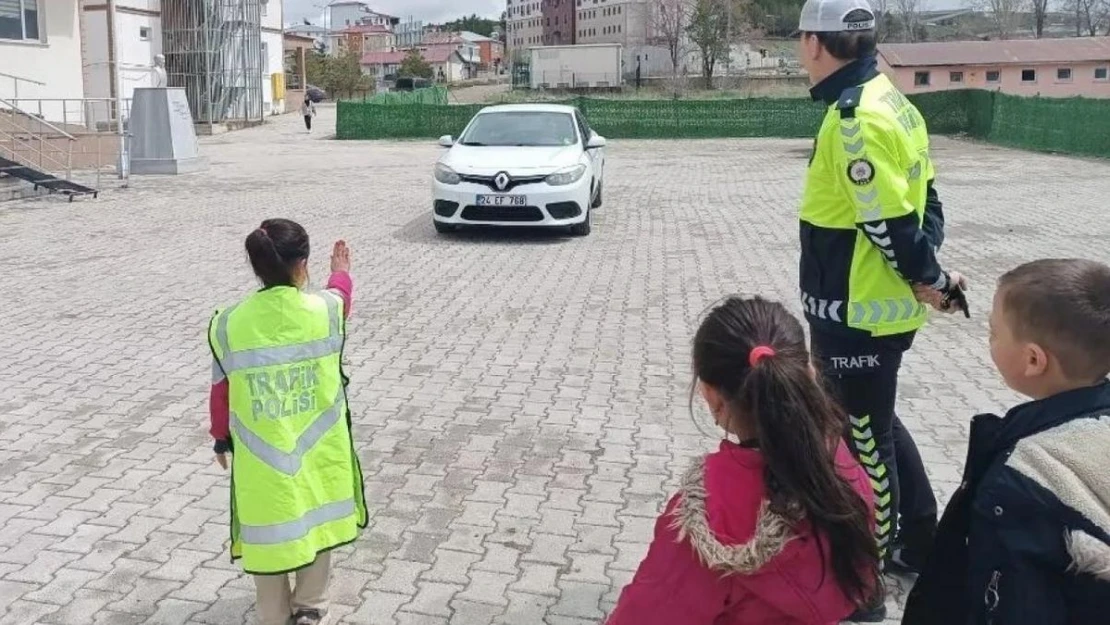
[
  {"left": 591, "top": 180, "right": 603, "bottom": 209},
  {"left": 433, "top": 220, "right": 454, "bottom": 234},
  {"left": 570, "top": 208, "right": 591, "bottom": 237}
]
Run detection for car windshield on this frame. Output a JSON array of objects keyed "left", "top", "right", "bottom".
[{"left": 459, "top": 111, "right": 578, "bottom": 147}]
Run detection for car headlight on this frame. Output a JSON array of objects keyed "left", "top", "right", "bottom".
[
  {"left": 434, "top": 163, "right": 461, "bottom": 185},
  {"left": 545, "top": 164, "right": 586, "bottom": 186}
]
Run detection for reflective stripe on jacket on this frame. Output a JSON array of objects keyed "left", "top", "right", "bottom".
[{"left": 209, "top": 286, "right": 367, "bottom": 574}]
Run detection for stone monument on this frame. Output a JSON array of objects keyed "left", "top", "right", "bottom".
[{"left": 129, "top": 84, "right": 208, "bottom": 175}]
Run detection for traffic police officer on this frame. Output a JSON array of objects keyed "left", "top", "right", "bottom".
[{"left": 794, "top": 0, "right": 966, "bottom": 617}]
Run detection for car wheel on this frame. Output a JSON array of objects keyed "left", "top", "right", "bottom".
[
  {"left": 591, "top": 180, "right": 603, "bottom": 209},
  {"left": 569, "top": 208, "right": 591, "bottom": 237},
  {"left": 433, "top": 220, "right": 454, "bottom": 234}
]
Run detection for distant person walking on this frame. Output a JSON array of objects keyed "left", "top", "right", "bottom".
[
  {"left": 301, "top": 96, "right": 316, "bottom": 132},
  {"left": 209, "top": 219, "right": 366, "bottom": 625}
]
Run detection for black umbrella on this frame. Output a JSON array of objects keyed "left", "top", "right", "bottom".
[{"left": 305, "top": 85, "right": 327, "bottom": 103}]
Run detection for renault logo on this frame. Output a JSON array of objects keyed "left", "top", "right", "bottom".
[{"left": 493, "top": 172, "right": 510, "bottom": 191}]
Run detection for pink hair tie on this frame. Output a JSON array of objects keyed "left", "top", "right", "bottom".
[
  {"left": 749, "top": 346, "right": 776, "bottom": 367},
  {"left": 257, "top": 227, "right": 268, "bottom": 236}
]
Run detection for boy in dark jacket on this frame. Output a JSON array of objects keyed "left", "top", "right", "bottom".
[{"left": 903, "top": 258, "right": 1110, "bottom": 625}]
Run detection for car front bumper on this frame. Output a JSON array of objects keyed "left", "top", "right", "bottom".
[{"left": 432, "top": 176, "right": 590, "bottom": 227}]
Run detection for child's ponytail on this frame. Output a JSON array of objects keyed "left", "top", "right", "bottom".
[
  {"left": 693, "top": 297, "right": 879, "bottom": 606},
  {"left": 244, "top": 218, "right": 310, "bottom": 288}
]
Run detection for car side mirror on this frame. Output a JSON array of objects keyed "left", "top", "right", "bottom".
[
  {"left": 438, "top": 135, "right": 454, "bottom": 148},
  {"left": 586, "top": 135, "right": 607, "bottom": 150}
]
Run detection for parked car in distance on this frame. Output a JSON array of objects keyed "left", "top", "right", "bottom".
[
  {"left": 394, "top": 77, "right": 432, "bottom": 92},
  {"left": 431, "top": 104, "right": 606, "bottom": 236}
]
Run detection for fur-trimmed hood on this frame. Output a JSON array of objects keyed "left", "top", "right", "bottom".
[
  {"left": 1008, "top": 414, "right": 1110, "bottom": 582},
  {"left": 670, "top": 456, "right": 796, "bottom": 575},
  {"left": 667, "top": 441, "right": 873, "bottom": 577}
]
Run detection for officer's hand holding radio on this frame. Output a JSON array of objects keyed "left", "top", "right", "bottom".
[{"left": 913, "top": 271, "right": 969, "bottom": 316}]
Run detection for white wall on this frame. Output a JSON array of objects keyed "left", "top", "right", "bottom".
[
  {"left": 0, "top": 0, "right": 85, "bottom": 122},
  {"left": 82, "top": 6, "right": 161, "bottom": 102},
  {"left": 262, "top": 0, "right": 283, "bottom": 114}
]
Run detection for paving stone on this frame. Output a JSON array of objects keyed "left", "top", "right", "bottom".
[{"left": 0, "top": 114, "right": 1087, "bottom": 625}]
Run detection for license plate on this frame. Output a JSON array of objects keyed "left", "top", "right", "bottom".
[{"left": 477, "top": 194, "right": 526, "bottom": 207}]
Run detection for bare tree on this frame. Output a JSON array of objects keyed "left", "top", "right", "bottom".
[
  {"left": 893, "top": 0, "right": 925, "bottom": 42},
  {"left": 649, "top": 0, "right": 692, "bottom": 84},
  {"left": 1029, "top": 0, "right": 1049, "bottom": 36},
  {"left": 1063, "top": 0, "right": 1110, "bottom": 34},
  {"left": 978, "top": 0, "right": 1029, "bottom": 38},
  {"left": 872, "top": 0, "right": 893, "bottom": 42}
]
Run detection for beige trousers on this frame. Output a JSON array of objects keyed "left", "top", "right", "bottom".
[{"left": 253, "top": 552, "right": 331, "bottom": 625}]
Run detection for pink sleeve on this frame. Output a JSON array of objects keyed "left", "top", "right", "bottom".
[
  {"left": 209, "top": 378, "right": 230, "bottom": 441},
  {"left": 605, "top": 496, "right": 727, "bottom": 625},
  {"left": 326, "top": 271, "right": 353, "bottom": 319}
]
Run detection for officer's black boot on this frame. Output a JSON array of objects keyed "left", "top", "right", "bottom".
[{"left": 888, "top": 515, "right": 937, "bottom": 575}]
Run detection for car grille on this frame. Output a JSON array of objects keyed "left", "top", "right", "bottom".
[
  {"left": 459, "top": 174, "right": 547, "bottom": 192},
  {"left": 460, "top": 205, "right": 545, "bottom": 222},
  {"left": 546, "top": 201, "right": 581, "bottom": 219},
  {"left": 434, "top": 200, "right": 459, "bottom": 217}
]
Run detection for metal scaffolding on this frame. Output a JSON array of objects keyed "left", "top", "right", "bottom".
[{"left": 162, "top": 0, "right": 263, "bottom": 126}]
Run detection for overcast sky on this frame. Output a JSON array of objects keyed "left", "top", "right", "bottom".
[{"left": 284, "top": 0, "right": 505, "bottom": 26}]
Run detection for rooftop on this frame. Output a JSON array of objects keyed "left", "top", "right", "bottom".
[{"left": 878, "top": 37, "right": 1110, "bottom": 67}]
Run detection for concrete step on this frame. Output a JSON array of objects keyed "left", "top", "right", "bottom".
[{"left": 0, "top": 175, "right": 47, "bottom": 202}]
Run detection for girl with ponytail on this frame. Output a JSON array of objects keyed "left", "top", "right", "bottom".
[
  {"left": 209, "top": 219, "right": 364, "bottom": 625},
  {"left": 606, "top": 296, "right": 879, "bottom": 625}
]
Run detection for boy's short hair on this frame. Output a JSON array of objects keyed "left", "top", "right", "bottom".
[{"left": 999, "top": 259, "right": 1110, "bottom": 381}]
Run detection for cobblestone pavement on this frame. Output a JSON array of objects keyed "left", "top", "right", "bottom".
[{"left": 3, "top": 108, "right": 1110, "bottom": 625}]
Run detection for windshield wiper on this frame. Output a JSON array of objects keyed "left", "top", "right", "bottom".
[{"left": 460, "top": 141, "right": 486, "bottom": 146}]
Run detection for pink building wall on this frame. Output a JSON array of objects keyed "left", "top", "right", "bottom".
[{"left": 878, "top": 59, "right": 1110, "bottom": 98}]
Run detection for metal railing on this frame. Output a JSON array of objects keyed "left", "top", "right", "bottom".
[
  {"left": 0, "top": 71, "right": 45, "bottom": 101},
  {"left": 0, "top": 96, "right": 132, "bottom": 192},
  {"left": 3, "top": 98, "right": 133, "bottom": 132},
  {"left": 0, "top": 97, "right": 76, "bottom": 181}
]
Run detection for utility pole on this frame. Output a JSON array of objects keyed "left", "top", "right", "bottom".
[{"left": 106, "top": 0, "right": 128, "bottom": 184}]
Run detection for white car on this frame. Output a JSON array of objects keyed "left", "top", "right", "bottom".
[{"left": 431, "top": 104, "right": 606, "bottom": 236}]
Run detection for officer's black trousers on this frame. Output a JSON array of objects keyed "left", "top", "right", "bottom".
[{"left": 811, "top": 329, "right": 938, "bottom": 556}]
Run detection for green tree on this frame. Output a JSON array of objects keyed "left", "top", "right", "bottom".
[
  {"left": 687, "top": 0, "right": 731, "bottom": 86},
  {"left": 441, "top": 13, "right": 499, "bottom": 36},
  {"left": 745, "top": 0, "right": 804, "bottom": 36},
  {"left": 399, "top": 49, "right": 434, "bottom": 79},
  {"left": 304, "top": 51, "right": 371, "bottom": 100}
]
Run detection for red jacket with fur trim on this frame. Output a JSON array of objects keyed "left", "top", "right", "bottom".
[{"left": 606, "top": 440, "right": 874, "bottom": 625}]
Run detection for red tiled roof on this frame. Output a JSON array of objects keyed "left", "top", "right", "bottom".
[
  {"left": 360, "top": 46, "right": 464, "bottom": 65},
  {"left": 878, "top": 37, "right": 1110, "bottom": 67}
]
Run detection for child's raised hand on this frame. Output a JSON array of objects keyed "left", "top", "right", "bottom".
[{"left": 331, "top": 240, "right": 351, "bottom": 274}]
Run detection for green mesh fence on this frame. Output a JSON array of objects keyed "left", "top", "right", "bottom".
[
  {"left": 336, "top": 89, "right": 1110, "bottom": 158},
  {"left": 357, "top": 85, "right": 449, "bottom": 106},
  {"left": 974, "top": 92, "right": 1110, "bottom": 158}
]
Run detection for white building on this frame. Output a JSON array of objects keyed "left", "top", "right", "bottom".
[
  {"left": 505, "top": 0, "right": 542, "bottom": 64},
  {"left": 1, "top": 0, "right": 285, "bottom": 125},
  {"left": 0, "top": 1, "right": 85, "bottom": 121}
]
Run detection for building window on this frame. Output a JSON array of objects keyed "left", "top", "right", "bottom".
[
  {"left": 0, "top": 0, "right": 40, "bottom": 41},
  {"left": 261, "top": 41, "right": 269, "bottom": 75},
  {"left": 139, "top": 26, "right": 151, "bottom": 41},
  {"left": 913, "top": 71, "right": 930, "bottom": 87},
  {"left": 949, "top": 71, "right": 963, "bottom": 83},
  {"left": 986, "top": 69, "right": 1001, "bottom": 83},
  {"left": 1056, "top": 67, "right": 1072, "bottom": 81},
  {"left": 1021, "top": 68, "right": 1036, "bottom": 82},
  {"left": 1097, "top": 67, "right": 1109, "bottom": 81}
]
